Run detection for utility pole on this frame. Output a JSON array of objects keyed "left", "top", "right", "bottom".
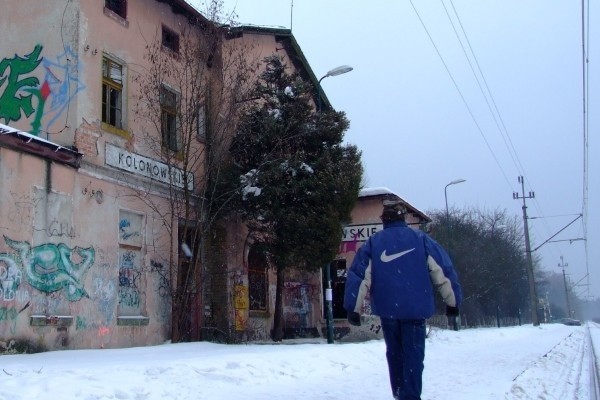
[
  {"left": 513, "top": 176, "right": 540, "bottom": 326},
  {"left": 559, "top": 256, "right": 572, "bottom": 318}
]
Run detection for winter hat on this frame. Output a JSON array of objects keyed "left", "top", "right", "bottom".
[{"left": 381, "top": 198, "right": 408, "bottom": 222}]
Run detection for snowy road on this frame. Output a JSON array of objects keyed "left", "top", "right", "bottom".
[
  {"left": 0, "top": 323, "right": 597, "bottom": 399},
  {"left": 424, "top": 324, "right": 593, "bottom": 399}
]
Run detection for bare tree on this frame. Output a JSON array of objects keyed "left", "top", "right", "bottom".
[
  {"left": 131, "top": 2, "right": 259, "bottom": 342},
  {"left": 429, "top": 208, "right": 533, "bottom": 325}
]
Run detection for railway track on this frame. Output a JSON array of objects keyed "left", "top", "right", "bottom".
[{"left": 588, "top": 322, "right": 600, "bottom": 399}]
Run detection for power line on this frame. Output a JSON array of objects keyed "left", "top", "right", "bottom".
[
  {"left": 446, "top": 2, "right": 588, "bottom": 284},
  {"left": 581, "top": 0, "right": 590, "bottom": 297},
  {"left": 445, "top": 0, "right": 526, "bottom": 177},
  {"left": 408, "top": 0, "right": 514, "bottom": 191},
  {"left": 440, "top": 1, "right": 573, "bottom": 263}
]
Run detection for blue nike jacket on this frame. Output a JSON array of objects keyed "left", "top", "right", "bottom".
[{"left": 343, "top": 220, "right": 462, "bottom": 320}]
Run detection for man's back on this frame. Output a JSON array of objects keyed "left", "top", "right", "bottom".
[{"left": 344, "top": 220, "right": 437, "bottom": 320}]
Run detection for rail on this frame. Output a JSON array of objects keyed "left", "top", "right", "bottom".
[{"left": 588, "top": 323, "right": 600, "bottom": 400}]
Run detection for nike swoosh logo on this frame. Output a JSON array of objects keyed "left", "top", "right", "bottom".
[{"left": 380, "top": 248, "right": 415, "bottom": 263}]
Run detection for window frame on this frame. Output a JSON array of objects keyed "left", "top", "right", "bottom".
[
  {"left": 248, "top": 246, "right": 269, "bottom": 313},
  {"left": 161, "top": 25, "right": 180, "bottom": 54},
  {"left": 160, "top": 85, "right": 180, "bottom": 152},
  {"left": 197, "top": 103, "right": 207, "bottom": 139},
  {"left": 102, "top": 56, "right": 124, "bottom": 130}
]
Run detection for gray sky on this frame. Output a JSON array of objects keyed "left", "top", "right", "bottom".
[{"left": 196, "top": 1, "right": 598, "bottom": 298}]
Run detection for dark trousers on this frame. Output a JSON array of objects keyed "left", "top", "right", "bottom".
[{"left": 380, "top": 318, "right": 426, "bottom": 400}]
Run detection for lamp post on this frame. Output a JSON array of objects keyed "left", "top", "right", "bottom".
[
  {"left": 444, "top": 179, "right": 466, "bottom": 223},
  {"left": 318, "top": 65, "right": 352, "bottom": 344},
  {"left": 444, "top": 178, "right": 465, "bottom": 331},
  {"left": 317, "top": 65, "right": 353, "bottom": 113}
]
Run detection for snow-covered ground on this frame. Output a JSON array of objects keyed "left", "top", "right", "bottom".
[{"left": 1, "top": 323, "right": 598, "bottom": 399}]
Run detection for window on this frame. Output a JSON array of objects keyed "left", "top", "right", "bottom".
[
  {"left": 102, "top": 57, "right": 123, "bottom": 129},
  {"left": 160, "top": 86, "right": 179, "bottom": 151},
  {"left": 197, "top": 103, "right": 207, "bottom": 138},
  {"left": 162, "top": 25, "right": 180, "bottom": 53},
  {"left": 197, "top": 85, "right": 211, "bottom": 139},
  {"left": 105, "top": 0, "right": 127, "bottom": 19},
  {"left": 323, "top": 259, "right": 347, "bottom": 319},
  {"left": 248, "top": 246, "right": 268, "bottom": 312},
  {"left": 118, "top": 210, "right": 144, "bottom": 317}
]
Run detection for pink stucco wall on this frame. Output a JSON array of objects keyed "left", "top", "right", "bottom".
[{"left": 0, "top": 0, "right": 212, "bottom": 350}]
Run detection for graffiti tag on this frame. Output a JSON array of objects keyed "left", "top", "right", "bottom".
[
  {"left": 2, "top": 236, "right": 94, "bottom": 301},
  {"left": 0, "top": 45, "right": 43, "bottom": 124}
]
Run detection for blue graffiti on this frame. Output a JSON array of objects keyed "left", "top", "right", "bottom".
[{"left": 40, "top": 46, "right": 85, "bottom": 132}]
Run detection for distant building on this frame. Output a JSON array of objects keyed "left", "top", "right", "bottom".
[{"left": 331, "top": 187, "right": 431, "bottom": 341}]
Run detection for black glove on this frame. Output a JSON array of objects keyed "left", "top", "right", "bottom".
[
  {"left": 347, "top": 311, "right": 361, "bottom": 326},
  {"left": 446, "top": 306, "right": 459, "bottom": 317}
]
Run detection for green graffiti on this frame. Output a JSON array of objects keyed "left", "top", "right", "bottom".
[
  {"left": 0, "top": 45, "right": 43, "bottom": 124},
  {"left": 0, "top": 306, "right": 18, "bottom": 322},
  {"left": 76, "top": 315, "right": 88, "bottom": 330},
  {"left": 0, "top": 253, "right": 22, "bottom": 301},
  {"left": 3, "top": 236, "right": 94, "bottom": 301}
]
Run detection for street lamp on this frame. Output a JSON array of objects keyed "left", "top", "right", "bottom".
[
  {"left": 317, "top": 65, "right": 353, "bottom": 113},
  {"left": 319, "top": 65, "right": 353, "bottom": 345},
  {"left": 443, "top": 178, "right": 465, "bottom": 331},
  {"left": 444, "top": 179, "right": 466, "bottom": 222}
]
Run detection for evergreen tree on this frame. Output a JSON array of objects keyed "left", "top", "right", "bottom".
[{"left": 226, "top": 55, "right": 363, "bottom": 341}]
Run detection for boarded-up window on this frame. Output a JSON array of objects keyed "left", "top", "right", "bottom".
[
  {"left": 118, "top": 210, "right": 144, "bottom": 316},
  {"left": 248, "top": 246, "right": 268, "bottom": 312}
]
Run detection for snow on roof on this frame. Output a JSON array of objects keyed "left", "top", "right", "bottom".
[
  {"left": 359, "top": 187, "right": 430, "bottom": 221},
  {"left": 0, "top": 123, "right": 74, "bottom": 151},
  {"left": 0, "top": 123, "right": 83, "bottom": 169},
  {"left": 358, "top": 187, "right": 395, "bottom": 197}
]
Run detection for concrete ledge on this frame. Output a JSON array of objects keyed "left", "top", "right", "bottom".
[
  {"left": 117, "top": 316, "right": 150, "bottom": 326},
  {"left": 30, "top": 315, "right": 73, "bottom": 327}
]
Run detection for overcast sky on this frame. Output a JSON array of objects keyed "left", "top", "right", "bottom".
[{"left": 194, "top": 1, "right": 598, "bottom": 299}]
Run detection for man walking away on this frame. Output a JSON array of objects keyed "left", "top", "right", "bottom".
[{"left": 344, "top": 198, "right": 462, "bottom": 400}]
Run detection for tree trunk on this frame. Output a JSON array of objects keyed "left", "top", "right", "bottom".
[
  {"left": 171, "top": 297, "right": 182, "bottom": 342},
  {"left": 272, "top": 265, "right": 285, "bottom": 342}
]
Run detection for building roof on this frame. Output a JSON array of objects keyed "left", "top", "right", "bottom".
[
  {"left": 359, "top": 187, "right": 431, "bottom": 223},
  {"left": 164, "top": 3, "right": 332, "bottom": 110},
  {"left": 226, "top": 25, "right": 334, "bottom": 110},
  {"left": 157, "top": 0, "right": 210, "bottom": 25}
]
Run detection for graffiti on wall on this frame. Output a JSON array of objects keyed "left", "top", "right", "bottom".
[
  {"left": 0, "top": 236, "right": 94, "bottom": 301},
  {"left": 0, "top": 45, "right": 42, "bottom": 125},
  {"left": 119, "top": 218, "right": 142, "bottom": 243},
  {"left": 118, "top": 249, "right": 141, "bottom": 311},
  {"left": 0, "top": 45, "right": 85, "bottom": 136},
  {"left": 92, "top": 272, "right": 117, "bottom": 322},
  {"left": 233, "top": 284, "right": 249, "bottom": 331},
  {"left": 0, "top": 254, "right": 22, "bottom": 302},
  {"left": 283, "top": 281, "right": 317, "bottom": 329}
]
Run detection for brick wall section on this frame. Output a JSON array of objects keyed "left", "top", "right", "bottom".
[{"left": 74, "top": 121, "right": 101, "bottom": 158}]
